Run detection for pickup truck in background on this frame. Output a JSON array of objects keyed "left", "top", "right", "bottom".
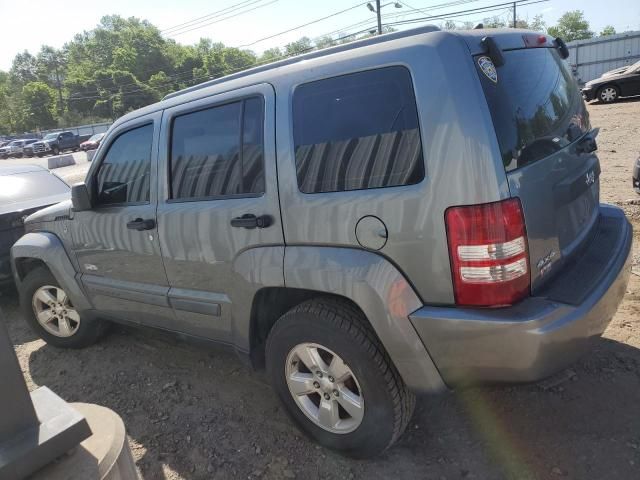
[{"left": 32, "top": 131, "right": 80, "bottom": 157}]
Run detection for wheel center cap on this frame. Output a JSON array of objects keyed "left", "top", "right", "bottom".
[{"left": 319, "top": 377, "right": 333, "bottom": 392}]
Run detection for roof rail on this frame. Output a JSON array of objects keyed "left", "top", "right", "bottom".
[{"left": 163, "top": 25, "right": 441, "bottom": 100}]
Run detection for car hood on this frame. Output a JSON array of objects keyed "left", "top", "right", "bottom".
[
  {"left": 602, "top": 66, "right": 629, "bottom": 77},
  {"left": 23, "top": 199, "right": 72, "bottom": 225}
]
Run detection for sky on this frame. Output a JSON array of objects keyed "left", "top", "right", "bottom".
[{"left": 1, "top": 0, "right": 639, "bottom": 71}]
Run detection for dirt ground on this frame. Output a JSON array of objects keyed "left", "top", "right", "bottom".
[{"left": 2, "top": 98, "right": 640, "bottom": 480}]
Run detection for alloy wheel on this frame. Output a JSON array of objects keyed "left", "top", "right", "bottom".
[
  {"left": 32, "top": 285, "right": 80, "bottom": 337},
  {"left": 600, "top": 87, "right": 617, "bottom": 102},
  {"left": 285, "top": 342, "right": 364, "bottom": 434}
]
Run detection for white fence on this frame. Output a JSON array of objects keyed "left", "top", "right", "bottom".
[{"left": 567, "top": 31, "right": 640, "bottom": 85}]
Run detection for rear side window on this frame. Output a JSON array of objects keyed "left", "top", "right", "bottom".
[
  {"left": 477, "top": 48, "right": 590, "bottom": 172},
  {"left": 170, "top": 96, "right": 265, "bottom": 200},
  {"left": 293, "top": 66, "right": 424, "bottom": 194},
  {"left": 95, "top": 124, "right": 153, "bottom": 205}
]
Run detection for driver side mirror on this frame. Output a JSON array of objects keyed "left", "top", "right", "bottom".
[{"left": 71, "top": 183, "right": 92, "bottom": 211}]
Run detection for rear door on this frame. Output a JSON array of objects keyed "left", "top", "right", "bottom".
[
  {"left": 156, "top": 83, "right": 283, "bottom": 342},
  {"left": 476, "top": 46, "right": 599, "bottom": 291}
]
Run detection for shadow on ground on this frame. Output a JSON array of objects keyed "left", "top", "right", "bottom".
[{"left": 2, "top": 294, "right": 639, "bottom": 479}]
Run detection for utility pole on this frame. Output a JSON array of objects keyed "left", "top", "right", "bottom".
[
  {"left": 376, "top": 0, "right": 382, "bottom": 35},
  {"left": 513, "top": 1, "right": 517, "bottom": 28},
  {"left": 54, "top": 61, "right": 63, "bottom": 118}
]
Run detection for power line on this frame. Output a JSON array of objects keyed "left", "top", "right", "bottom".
[
  {"left": 237, "top": 2, "right": 369, "bottom": 47},
  {"left": 385, "top": 0, "right": 549, "bottom": 27},
  {"left": 160, "top": 0, "right": 260, "bottom": 34},
  {"left": 164, "top": 0, "right": 279, "bottom": 37}
]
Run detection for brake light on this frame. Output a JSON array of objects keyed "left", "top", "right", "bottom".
[
  {"left": 522, "top": 33, "right": 549, "bottom": 47},
  {"left": 445, "top": 198, "right": 530, "bottom": 307}
]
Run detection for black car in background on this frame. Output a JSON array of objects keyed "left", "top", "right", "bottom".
[
  {"left": 582, "top": 60, "right": 640, "bottom": 103},
  {"left": 0, "top": 165, "right": 70, "bottom": 284},
  {"left": 633, "top": 156, "right": 640, "bottom": 194}
]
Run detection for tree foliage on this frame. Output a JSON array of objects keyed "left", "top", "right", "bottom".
[
  {"left": 0, "top": 15, "right": 381, "bottom": 135},
  {"left": 600, "top": 25, "right": 616, "bottom": 37},
  {"left": 547, "top": 10, "right": 594, "bottom": 42}
]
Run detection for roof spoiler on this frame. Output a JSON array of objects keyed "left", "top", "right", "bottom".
[{"left": 481, "top": 36, "right": 505, "bottom": 67}]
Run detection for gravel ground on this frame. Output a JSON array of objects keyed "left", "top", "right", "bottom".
[{"left": 2, "top": 99, "right": 640, "bottom": 480}]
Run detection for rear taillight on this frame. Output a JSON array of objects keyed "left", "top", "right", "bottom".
[{"left": 445, "top": 198, "right": 530, "bottom": 307}]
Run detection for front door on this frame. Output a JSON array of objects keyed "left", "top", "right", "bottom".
[
  {"left": 72, "top": 112, "right": 173, "bottom": 327},
  {"left": 156, "top": 84, "right": 284, "bottom": 344}
]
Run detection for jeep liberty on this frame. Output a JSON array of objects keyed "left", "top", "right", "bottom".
[{"left": 11, "top": 27, "right": 632, "bottom": 457}]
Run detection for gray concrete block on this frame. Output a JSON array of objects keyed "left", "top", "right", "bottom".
[
  {"left": 86, "top": 149, "right": 97, "bottom": 162},
  {"left": 31, "top": 403, "right": 139, "bottom": 480},
  {"left": 47, "top": 154, "right": 76, "bottom": 169}
]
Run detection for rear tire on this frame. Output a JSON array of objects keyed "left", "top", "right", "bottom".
[
  {"left": 598, "top": 85, "right": 619, "bottom": 103},
  {"left": 19, "top": 267, "right": 108, "bottom": 348},
  {"left": 266, "top": 298, "right": 415, "bottom": 458}
]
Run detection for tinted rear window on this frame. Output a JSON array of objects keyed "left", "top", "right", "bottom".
[
  {"left": 477, "top": 48, "right": 590, "bottom": 171},
  {"left": 293, "top": 66, "right": 424, "bottom": 193}
]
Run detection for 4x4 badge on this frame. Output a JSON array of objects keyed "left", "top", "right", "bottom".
[{"left": 478, "top": 56, "right": 498, "bottom": 83}]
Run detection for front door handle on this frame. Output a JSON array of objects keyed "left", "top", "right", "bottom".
[
  {"left": 126, "top": 218, "right": 156, "bottom": 231},
  {"left": 230, "top": 214, "right": 273, "bottom": 229}
]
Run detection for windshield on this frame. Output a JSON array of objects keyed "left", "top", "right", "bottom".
[
  {"left": 43, "top": 133, "right": 58, "bottom": 140},
  {"left": 8, "top": 140, "right": 22, "bottom": 147},
  {"left": 476, "top": 48, "right": 590, "bottom": 171}
]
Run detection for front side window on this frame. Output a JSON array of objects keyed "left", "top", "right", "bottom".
[
  {"left": 293, "top": 66, "right": 425, "bottom": 194},
  {"left": 95, "top": 124, "right": 153, "bottom": 205},
  {"left": 170, "top": 96, "right": 265, "bottom": 200}
]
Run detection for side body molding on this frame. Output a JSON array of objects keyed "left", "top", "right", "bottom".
[
  {"left": 10, "top": 232, "right": 92, "bottom": 312},
  {"left": 284, "top": 246, "right": 446, "bottom": 394}
]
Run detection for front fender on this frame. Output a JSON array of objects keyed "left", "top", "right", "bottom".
[
  {"left": 284, "top": 246, "right": 446, "bottom": 394},
  {"left": 11, "top": 232, "right": 92, "bottom": 311}
]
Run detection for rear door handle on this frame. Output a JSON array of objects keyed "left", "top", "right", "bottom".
[
  {"left": 126, "top": 218, "right": 156, "bottom": 231},
  {"left": 230, "top": 214, "right": 273, "bottom": 229}
]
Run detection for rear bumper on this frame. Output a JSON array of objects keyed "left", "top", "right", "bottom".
[{"left": 410, "top": 205, "right": 632, "bottom": 387}]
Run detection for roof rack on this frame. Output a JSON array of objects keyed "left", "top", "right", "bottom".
[{"left": 163, "top": 25, "right": 441, "bottom": 100}]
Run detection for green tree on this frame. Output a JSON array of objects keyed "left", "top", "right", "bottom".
[
  {"left": 483, "top": 16, "right": 507, "bottom": 28},
  {"left": 547, "top": 10, "right": 593, "bottom": 42},
  {"left": 260, "top": 47, "right": 283, "bottom": 64},
  {"left": 284, "top": 37, "right": 313, "bottom": 56},
  {"left": 21, "top": 82, "right": 57, "bottom": 129},
  {"left": 10, "top": 51, "right": 38, "bottom": 85},
  {"left": 530, "top": 14, "right": 547, "bottom": 32},
  {"left": 315, "top": 36, "right": 337, "bottom": 49},
  {"left": 600, "top": 25, "right": 616, "bottom": 36}
]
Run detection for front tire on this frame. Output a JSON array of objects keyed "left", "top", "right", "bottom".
[
  {"left": 266, "top": 298, "right": 415, "bottom": 458},
  {"left": 598, "top": 85, "right": 619, "bottom": 103},
  {"left": 19, "top": 267, "right": 107, "bottom": 348},
  {"left": 52, "top": 146, "right": 60, "bottom": 156}
]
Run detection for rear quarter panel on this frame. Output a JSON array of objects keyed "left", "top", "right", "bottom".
[{"left": 274, "top": 31, "right": 509, "bottom": 304}]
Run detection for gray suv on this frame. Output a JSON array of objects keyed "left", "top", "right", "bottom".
[{"left": 10, "top": 27, "right": 633, "bottom": 457}]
